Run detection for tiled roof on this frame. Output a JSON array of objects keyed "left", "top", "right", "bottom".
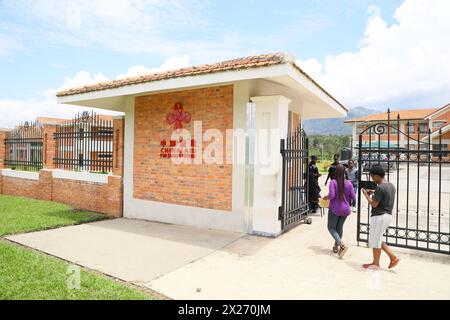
[
  {"left": 425, "top": 103, "right": 450, "bottom": 119},
  {"left": 345, "top": 108, "right": 439, "bottom": 123},
  {"left": 422, "top": 123, "right": 450, "bottom": 141},
  {"left": 56, "top": 52, "right": 347, "bottom": 112},
  {"left": 57, "top": 53, "right": 288, "bottom": 97},
  {"left": 37, "top": 115, "right": 113, "bottom": 125}
]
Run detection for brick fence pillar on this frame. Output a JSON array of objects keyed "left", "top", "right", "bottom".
[
  {"left": 43, "top": 124, "right": 57, "bottom": 169},
  {"left": 106, "top": 175, "right": 123, "bottom": 218},
  {"left": 38, "top": 169, "right": 53, "bottom": 201},
  {"left": 112, "top": 116, "right": 125, "bottom": 176},
  {"left": 0, "top": 129, "right": 11, "bottom": 170}
]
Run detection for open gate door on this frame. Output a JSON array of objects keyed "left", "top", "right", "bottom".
[{"left": 279, "top": 127, "right": 312, "bottom": 231}]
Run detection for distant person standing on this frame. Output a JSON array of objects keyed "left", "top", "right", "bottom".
[
  {"left": 308, "top": 155, "right": 321, "bottom": 213},
  {"left": 325, "top": 154, "right": 340, "bottom": 186},
  {"left": 346, "top": 160, "right": 359, "bottom": 211}
]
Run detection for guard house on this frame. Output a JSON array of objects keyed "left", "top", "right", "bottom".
[{"left": 57, "top": 53, "right": 347, "bottom": 237}]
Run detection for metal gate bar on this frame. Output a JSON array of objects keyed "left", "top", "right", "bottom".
[
  {"left": 279, "top": 127, "right": 311, "bottom": 231},
  {"left": 357, "top": 109, "right": 450, "bottom": 255},
  {"left": 4, "top": 121, "right": 44, "bottom": 171}
]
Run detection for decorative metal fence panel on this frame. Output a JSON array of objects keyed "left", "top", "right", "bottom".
[
  {"left": 357, "top": 110, "right": 450, "bottom": 255},
  {"left": 53, "top": 111, "right": 114, "bottom": 173},
  {"left": 4, "top": 122, "right": 44, "bottom": 171},
  {"left": 279, "top": 127, "right": 311, "bottom": 231}
]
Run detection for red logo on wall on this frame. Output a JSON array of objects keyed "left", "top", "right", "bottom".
[
  {"left": 166, "top": 102, "right": 191, "bottom": 130},
  {"left": 160, "top": 137, "right": 196, "bottom": 159},
  {"left": 161, "top": 102, "right": 196, "bottom": 159}
]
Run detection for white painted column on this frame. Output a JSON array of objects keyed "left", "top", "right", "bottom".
[
  {"left": 400, "top": 122, "right": 406, "bottom": 148},
  {"left": 250, "top": 95, "right": 290, "bottom": 237}
]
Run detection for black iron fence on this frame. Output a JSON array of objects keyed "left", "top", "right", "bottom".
[
  {"left": 357, "top": 109, "right": 450, "bottom": 255},
  {"left": 279, "top": 127, "right": 311, "bottom": 231},
  {"left": 53, "top": 111, "right": 114, "bottom": 173},
  {"left": 4, "top": 122, "right": 44, "bottom": 171}
]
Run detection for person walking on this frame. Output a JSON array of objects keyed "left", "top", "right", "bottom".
[
  {"left": 362, "top": 165, "right": 400, "bottom": 270},
  {"left": 346, "top": 160, "right": 359, "bottom": 211},
  {"left": 323, "top": 164, "right": 356, "bottom": 258},
  {"left": 308, "top": 155, "right": 321, "bottom": 213}
]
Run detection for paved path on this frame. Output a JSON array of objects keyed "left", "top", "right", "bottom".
[
  {"left": 6, "top": 219, "right": 243, "bottom": 286},
  {"left": 7, "top": 215, "right": 450, "bottom": 300},
  {"left": 146, "top": 213, "right": 450, "bottom": 299}
]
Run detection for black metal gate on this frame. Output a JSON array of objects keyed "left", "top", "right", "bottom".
[
  {"left": 53, "top": 111, "right": 114, "bottom": 173},
  {"left": 279, "top": 127, "right": 312, "bottom": 231},
  {"left": 4, "top": 121, "right": 44, "bottom": 171},
  {"left": 357, "top": 110, "right": 450, "bottom": 255}
]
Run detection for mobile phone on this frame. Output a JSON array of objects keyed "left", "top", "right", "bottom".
[{"left": 360, "top": 180, "right": 377, "bottom": 191}]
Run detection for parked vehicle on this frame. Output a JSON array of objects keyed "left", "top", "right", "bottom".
[
  {"left": 339, "top": 147, "right": 353, "bottom": 168},
  {"left": 361, "top": 153, "right": 391, "bottom": 172}
]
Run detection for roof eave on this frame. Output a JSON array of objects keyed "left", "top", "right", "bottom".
[
  {"left": 57, "top": 63, "right": 348, "bottom": 117},
  {"left": 425, "top": 103, "right": 450, "bottom": 120},
  {"left": 57, "top": 63, "right": 290, "bottom": 105}
]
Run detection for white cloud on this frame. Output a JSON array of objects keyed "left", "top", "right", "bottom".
[
  {"left": 296, "top": 0, "right": 450, "bottom": 110},
  {"left": 0, "top": 0, "right": 212, "bottom": 56},
  {"left": 60, "top": 71, "right": 109, "bottom": 90},
  {"left": 116, "top": 56, "right": 190, "bottom": 79},
  {"left": 0, "top": 56, "right": 193, "bottom": 128}
]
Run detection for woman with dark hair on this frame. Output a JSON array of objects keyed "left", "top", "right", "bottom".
[{"left": 323, "top": 164, "right": 356, "bottom": 257}]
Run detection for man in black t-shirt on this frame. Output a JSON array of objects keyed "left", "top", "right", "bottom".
[{"left": 362, "top": 165, "right": 400, "bottom": 270}]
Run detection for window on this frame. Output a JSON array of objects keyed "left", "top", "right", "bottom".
[
  {"left": 98, "top": 153, "right": 113, "bottom": 159},
  {"left": 93, "top": 127, "right": 113, "bottom": 140},
  {"left": 419, "top": 144, "right": 429, "bottom": 151},
  {"left": 433, "top": 121, "right": 446, "bottom": 129},
  {"left": 433, "top": 144, "right": 448, "bottom": 151},
  {"left": 389, "top": 125, "right": 399, "bottom": 134},
  {"left": 419, "top": 123, "right": 428, "bottom": 134},
  {"left": 407, "top": 123, "right": 415, "bottom": 133}
]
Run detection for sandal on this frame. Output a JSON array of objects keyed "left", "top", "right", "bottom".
[
  {"left": 333, "top": 245, "right": 339, "bottom": 254},
  {"left": 389, "top": 257, "right": 400, "bottom": 269},
  {"left": 363, "top": 264, "right": 381, "bottom": 270},
  {"left": 338, "top": 244, "right": 349, "bottom": 258}
]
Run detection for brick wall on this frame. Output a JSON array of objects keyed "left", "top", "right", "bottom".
[
  {"left": 0, "top": 119, "right": 125, "bottom": 218},
  {"left": 113, "top": 117, "right": 125, "bottom": 176},
  {"left": 1, "top": 175, "right": 41, "bottom": 199},
  {"left": 0, "top": 171, "right": 123, "bottom": 217},
  {"left": 43, "top": 125, "right": 57, "bottom": 169},
  {"left": 52, "top": 175, "right": 122, "bottom": 217},
  {"left": 0, "top": 130, "right": 10, "bottom": 170},
  {"left": 134, "top": 85, "right": 233, "bottom": 211}
]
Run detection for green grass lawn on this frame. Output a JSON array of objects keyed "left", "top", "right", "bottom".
[
  {"left": 0, "top": 195, "right": 108, "bottom": 236},
  {"left": 0, "top": 241, "right": 154, "bottom": 300},
  {"left": 0, "top": 195, "right": 158, "bottom": 300}
]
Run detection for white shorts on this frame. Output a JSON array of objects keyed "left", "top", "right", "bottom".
[{"left": 368, "top": 214, "right": 392, "bottom": 248}]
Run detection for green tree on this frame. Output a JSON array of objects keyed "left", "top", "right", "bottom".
[{"left": 308, "top": 135, "right": 352, "bottom": 161}]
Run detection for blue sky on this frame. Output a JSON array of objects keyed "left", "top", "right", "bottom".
[{"left": 0, "top": 0, "right": 449, "bottom": 127}]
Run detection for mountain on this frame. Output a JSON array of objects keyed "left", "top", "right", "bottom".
[{"left": 303, "top": 106, "right": 378, "bottom": 135}]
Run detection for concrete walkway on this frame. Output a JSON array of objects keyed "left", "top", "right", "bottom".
[
  {"left": 6, "top": 219, "right": 243, "bottom": 286},
  {"left": 146, "top": 213, "right": 450, "bottom": 299},
  {"left": 7, "top": 215, "right": 450, "bottom": 300}
]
